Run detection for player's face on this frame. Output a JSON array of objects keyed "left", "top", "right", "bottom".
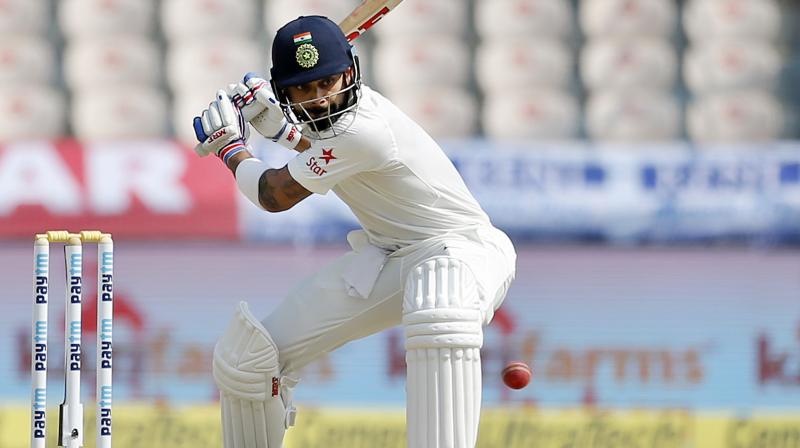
[{"left": 286, "top": 68, "right": 354, "bottom": 122}]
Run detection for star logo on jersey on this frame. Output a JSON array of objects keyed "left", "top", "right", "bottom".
[{"left": 320, "top": 148, "right": 337, "bottom": 165}]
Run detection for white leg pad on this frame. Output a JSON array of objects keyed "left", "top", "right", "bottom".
[
  {"left": 213, "top": 302, "right": 298, "bottom": 448},
  {"left": 403, "top": 258, "right": 483, "bottom": 448}
]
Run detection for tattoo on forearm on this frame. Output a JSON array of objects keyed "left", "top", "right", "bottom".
[
  {"left": 258, "top": 166, "right": 311, "bottom": 211},
  {"left": 258, "top": 169, "right": 280, "bottom": 211},
  {"left": 282, "top": 175, "right": 310, "bottom": 201}
]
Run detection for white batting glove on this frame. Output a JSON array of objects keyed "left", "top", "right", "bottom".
[
  {"left": 192, "top": 90, "right": 250, "bottom": 159},
  {"left": 229, "top": 72, "right": 302, "bottom": 149}
]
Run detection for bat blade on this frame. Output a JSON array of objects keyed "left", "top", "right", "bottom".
[{"left": 339, "top": 0, "right": 404, "bottom": 42}]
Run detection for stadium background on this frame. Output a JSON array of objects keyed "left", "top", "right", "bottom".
[{"left": 1, "top": 0, "right": 800, "bottom": 447}]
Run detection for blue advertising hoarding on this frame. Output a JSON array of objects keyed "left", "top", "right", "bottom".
[{"left": 239, "top": 141, "right": 800, "bottom": 244}]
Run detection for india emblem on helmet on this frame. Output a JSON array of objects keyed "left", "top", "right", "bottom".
[{"left": 296, "top": 44, "right": 320, "bottom": 69}]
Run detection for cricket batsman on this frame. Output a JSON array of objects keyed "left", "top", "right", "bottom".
[{"left": 192, "top": 15, "right": 516, "bottom": 448}]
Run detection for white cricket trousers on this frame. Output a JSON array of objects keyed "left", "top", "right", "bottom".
[{"left": 261, "top": 226, "right": 516, "bottom": 376}]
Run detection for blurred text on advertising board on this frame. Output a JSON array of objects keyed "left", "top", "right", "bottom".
[{"left": 1, "top": 245, "right": 798, "bottom": 409}]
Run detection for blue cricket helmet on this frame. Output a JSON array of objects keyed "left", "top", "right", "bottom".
[
  {"left": 271, "top": 15, "right": 355, "bottom": 88},
  {"left": 269, "top": 15, "right": 362, "bottom": 136}
]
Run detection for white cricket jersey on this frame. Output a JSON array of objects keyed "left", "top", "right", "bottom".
[{"left": 287, "top": 86, "right": 491, "bottom": 250}]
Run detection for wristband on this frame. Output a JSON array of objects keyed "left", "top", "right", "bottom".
[
  {"left": 218, "top": 141, "right": 247, "bottom": 164},
  {"left": 235, "top": 158, "right": 271, "bottom": 210},
  {"left": 272, "top": 122, "right": 302, "bottom": 150}
]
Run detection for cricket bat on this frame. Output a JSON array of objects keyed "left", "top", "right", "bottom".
[{"left": 339, "top": 0, "right": 405, "bottom": 42}]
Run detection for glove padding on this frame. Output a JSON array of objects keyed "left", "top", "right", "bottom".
[
  {"left": 229, "top": 73, "right": 290, "bottom": 141},
  {"left": 193, "top": 90, "right": 249, "bottom": 157}
]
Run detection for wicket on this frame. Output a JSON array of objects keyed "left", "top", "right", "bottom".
[{"left": 31, "top": 231, "right": 114, "bottom": 448}]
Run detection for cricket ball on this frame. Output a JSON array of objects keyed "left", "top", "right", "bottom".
[{"left": 502, "top": 361, "right": 532, "bottom": 390}]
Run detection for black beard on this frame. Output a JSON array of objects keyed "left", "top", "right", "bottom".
[
  {"left": 298, "top": 102, "right": 342, "bottom": 132},
  {"left": 293, "top": 88, "right": 356, "bottom": 132}
]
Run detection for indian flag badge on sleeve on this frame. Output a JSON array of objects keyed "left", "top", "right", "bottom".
[{"left": 293, "top": 32, "right": 312, "bottom": 45}]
